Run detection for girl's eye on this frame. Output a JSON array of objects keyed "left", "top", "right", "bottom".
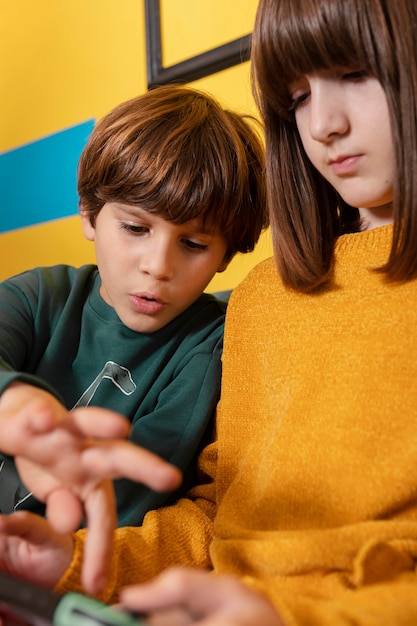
[
  {"left": 342, "top": 69, "right": 368, "bottom": 81},
  {"left": 287, "top": 78, "right": 310, "bottom": 112},
  {"left": 120, "top": 223, "right": 148, "bottom": 235},
  {"left": 182, "top": 239, "right": 208, "bottom": 252},
  {"left": 288, "top": 91, "right": 309, "bottom": 113}
]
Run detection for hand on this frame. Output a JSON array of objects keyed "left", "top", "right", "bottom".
[
  {"left": 0, "top": 384, "right": 181, "bottom": 504},
  {"left": 120, "top": 568, "right": 285, "bottom": 626},
  {"left": 0, "top": 384, "right": 182, "bottom": 593},
  {"left": 0, "top": 511, "right": 73, "bottom": 590}
]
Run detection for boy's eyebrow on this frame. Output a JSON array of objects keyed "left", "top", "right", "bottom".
[
  {"left": 179, "top": 224, "right": 219, "bottom": 238},
  {"left": 113, "top": 203, "right": 147, "bottom": 217},
  {"left": 113, "top": 203, "right": 219, "bottom": 237},
  {"left": 182, "top": 220, "right": 221, "bottom": 237}
]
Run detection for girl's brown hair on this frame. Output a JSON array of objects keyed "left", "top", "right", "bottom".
[
  {"left": 251, "top": 0, "right": 417, "bottom": 291},
  {"left": 78, "top": 85, "right": 268, "bottom": 261}
]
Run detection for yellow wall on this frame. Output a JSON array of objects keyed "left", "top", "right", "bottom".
[{"left": 0, "top": 0, "right": 272, "bottom": 291}]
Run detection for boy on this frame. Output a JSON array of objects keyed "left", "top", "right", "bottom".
[{"left": 0, "top": 85, "right": 267, "bottom": 530}]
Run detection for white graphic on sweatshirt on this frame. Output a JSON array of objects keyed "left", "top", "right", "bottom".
[{"left": 72, "top": 360, "right": 137, "bottom": 409}]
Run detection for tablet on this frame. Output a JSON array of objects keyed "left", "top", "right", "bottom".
[{"left": 0, "top": 571, "right": 146, "bottom": 626}]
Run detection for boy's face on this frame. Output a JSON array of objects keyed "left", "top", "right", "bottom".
[{"left": 81, "top": 202, "right": 229, "bottom": 333}]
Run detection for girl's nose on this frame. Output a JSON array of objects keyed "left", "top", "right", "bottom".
[{"left": 309, "top": 81, "right": 349, "bottom": 143}]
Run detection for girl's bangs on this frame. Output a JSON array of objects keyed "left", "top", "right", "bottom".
[{"left": 255, "top": 0, "right": 373, "bottom": 116}]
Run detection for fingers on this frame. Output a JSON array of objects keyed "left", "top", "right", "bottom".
[
  {"left": 0, "top": 400, "right": 60, "bottom": 456},
  {"left": 0, "top": 509, "right": 70, "bottom": 552},
  {"left": 45, "top": 488, "right": 83, "bottom": 534},
  {"left": 121, "top": 569, "right": 201, "bottom": 626},
  {"left": 121, "top": 568, "right": 213, "bottom": 614},
  {"left": 120, "top": 568, "right": 284, "bottom": 626},
  {"left": 0, "top": 510, "right": 53, "bottom": 543},
  {"left": 0, "top": 400, "right": 130, "bottom": 460},
  {"left": 146, "top": 608, "right": 195, "bottom": 626},
  {"left": 80, "top": 480, "right": 117, "bottom": 595},
  {"left": 69, "top": 407, "right": 131, "bottom": 439},
  {"left": 0, "top": 512, "right": 74, "bottom": 589},
  {"left": 71, "top": 410, "right": 182, "bottom": 493},
  {"left": 81, "top": 443, "right": 182, "bottom": 493}
]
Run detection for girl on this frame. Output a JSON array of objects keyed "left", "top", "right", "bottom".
[{"left": 119, "top": 1, "right": 417, "bottom": 622}]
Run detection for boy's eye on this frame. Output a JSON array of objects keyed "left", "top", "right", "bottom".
[
  {"left": 182, "top": 239, "right": 208, "bottom": 252},
  {"left": 120, "top": 223, "right": 148, "bottom": 234}
]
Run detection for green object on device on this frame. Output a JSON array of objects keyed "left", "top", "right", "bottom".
[{"left": 54, "top": 593, "right": 145, "bottom": 626}]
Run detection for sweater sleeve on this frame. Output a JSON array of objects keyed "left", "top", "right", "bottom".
[
  {"left": 0, "top": 273, "right": 46, "bottom": 394},
  {"left": 55, "top": 439, "right": 219, "bottom": 603},
  {"left": 0, "top": 269, "right": 69, "bottom": 401}
]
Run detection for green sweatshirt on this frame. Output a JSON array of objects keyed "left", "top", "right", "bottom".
[{"left": 0, "top": 264, "right": 226, "bottom": 526}]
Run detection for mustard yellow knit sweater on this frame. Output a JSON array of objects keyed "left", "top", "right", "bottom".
[{"left": 58, "top": 225, "right": 417, "bottom": 625}]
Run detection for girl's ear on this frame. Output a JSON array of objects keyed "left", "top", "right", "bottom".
[{"left": 80, "top": 208, "right": 95, "bottom": 241}]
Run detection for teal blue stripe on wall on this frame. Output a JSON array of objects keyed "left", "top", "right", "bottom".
[{"left": 0, "top": 120, "right": 95, "bottom": 234}]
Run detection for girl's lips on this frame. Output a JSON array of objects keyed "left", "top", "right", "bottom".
[
  {"left": 129, "top": 294, "right": 166, "bottom": 315},
  {"left": 329, "top": 154, "right": 363, "bottom": 176}
]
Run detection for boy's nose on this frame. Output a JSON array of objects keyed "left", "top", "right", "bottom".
[{"left": 141, "top": 241, "right": 175, "bottom": 280}]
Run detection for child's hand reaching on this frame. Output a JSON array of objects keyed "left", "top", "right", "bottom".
[
  {"left": 0, "top": 511, "right": 73, "bottom": 591},
  {"left": 0, "top": 383, "right": 182, "bottom": 593},
  {"left": 121, "top": 568, "right": 285, "bottom": 626}
]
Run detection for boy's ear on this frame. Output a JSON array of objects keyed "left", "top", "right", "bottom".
[
  {"left": 80, "top": 209, "right": 95, "bottom": 241},
  {"left": 217, "top": 256, "right": 231, "bottom": 273}
]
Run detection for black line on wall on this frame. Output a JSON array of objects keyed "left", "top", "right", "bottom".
[{"left": 144, "top": 0, "right": 252, "bottom": 89}]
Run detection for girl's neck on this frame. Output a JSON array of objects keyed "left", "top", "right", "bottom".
[{"left": 358, "top": 204, "right": 394, "bottom": 231}]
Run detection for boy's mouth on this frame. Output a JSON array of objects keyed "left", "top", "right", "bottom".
[
  {"left": 129, "top": 293, "right": 167, "bottom": 315},
  {"left": 136, "top": 292, "right": 165, "bottom": 304}
]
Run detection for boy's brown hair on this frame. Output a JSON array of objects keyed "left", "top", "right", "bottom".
[{"left": 78, "top": 85, "right": 268, "bottom": 261}]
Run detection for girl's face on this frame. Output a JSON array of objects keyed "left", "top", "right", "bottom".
[{"left": 289, "top": 69, "right": 394, "bottom": 228}]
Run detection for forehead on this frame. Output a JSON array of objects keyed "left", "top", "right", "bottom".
[
  {"left": 265, "top": 1, "right": 371, "bottom": 81},
  {"left": 255, "top": 0, "right": 378, "bottom": 119}
]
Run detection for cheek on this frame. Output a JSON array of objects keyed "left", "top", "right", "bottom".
[
  {"left": 380, "top": 129, "right": 395, "bottom": 177},
  {"left": 302, "top": 138, "right": 323, "bottom": 173},
  {"left": 185, "top": 259, "right": 220, "bottom": 289},
  {"left": 296, "top": 124, "right": 317, "bottom": 166}
]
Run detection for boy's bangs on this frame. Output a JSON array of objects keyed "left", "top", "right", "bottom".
[
  {"left": 143, "top": 177, "right": 229, "bottom": 233},
  {"left": 112, "top": 151, "right": 234, "bottom": 236},
  {"left": 256, "top": 0, "right": 374, "bottom": 116}
]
